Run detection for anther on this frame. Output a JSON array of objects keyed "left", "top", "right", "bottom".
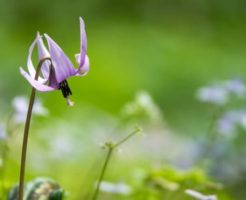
[{"left": 58, "top": 80, "right": 74, "bottom": 106}]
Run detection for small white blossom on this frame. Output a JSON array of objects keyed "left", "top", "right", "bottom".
[
  {"left": 217, "top": 110, "right": 246, "bottom": 136},
  {"left": 225, "top": 78, "right": 245, "bottom": 97},
  {"left": 122, "top": 91, "right": 162, "bottom": 122},
  {"left": 240, "top": 114, "right": 246, "bottom": 129},
  {"left": 50, "top": 135, "right": 75, "bottom": 160},
  {"left": 12, "top": 96, "right": 48, "bottom": 123},
  {"left": 185, "top": 189, "right": 217, "bottom": 200},
  {"left": 217, "top": 116, "right": 235, "bottom": 136},
  {"left": 196, "top": 85, "right": 228, "bottom": 105},
  {"left": 99, "top": 181, "right": 132, "bottom": 195},
  {"left": 0, "top": 124, "right": 6, "bottom": 140}
]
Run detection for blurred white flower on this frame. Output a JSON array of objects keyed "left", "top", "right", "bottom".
[
  {"left": 217, "top": 110, "right": 246, "bottom": 136},
  {"left": 197, "top": 79, "right": 246, "bottom": 106},
  {"left": 0, "top": 124, "right": 6, "bottom": 140},
  {"left": 121, "top": 91, "right": 162, "bottom": 123},
  {"left": 185, "top": 189, "right": 217, "bottom": 200},
  {"left": 99, "top": 181, "right": 132, "bottom": 195},
  {"left": 217, "top": 116, "right": 235, "bottom": 136},
  {"left": 240, "top": 114, "right": 246, "bottom": 129},
  {"left": 196, "top": 85, "right": 228, "bottom": 105},
  {"left": 12, "top": 96, "right": 49, "bottom": 123},
  {"left": 49, "top": 135, "right": 76, "bottom": 160},
  {"left": 225, "top": 78, "right": 245, "bottom": 97}
]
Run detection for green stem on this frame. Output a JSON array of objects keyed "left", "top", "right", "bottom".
[
  {"left": 91, "top": 127, "right": 141, "bottom": 200},
  {"left": 91, "top": 147, "right": 113, "bottom": 200},
  {"left": 199, "top": 107, "right": 222, "bottom": 164},
  {"left": 114, "top": 128, "right": 140, "bottom": 148},
  {"left": 18, "top": 57, "right": 51, "bottom": 200}
]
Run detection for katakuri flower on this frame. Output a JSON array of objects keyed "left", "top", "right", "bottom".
[{"left": 19, "top": 17, "right": 89, "bottom": 106}]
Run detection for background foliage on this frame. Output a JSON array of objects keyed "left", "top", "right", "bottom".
[{"left": 1, "top": 0, "right": 246, "bottom": 199}]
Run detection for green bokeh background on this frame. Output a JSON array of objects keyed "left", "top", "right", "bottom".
[
  {"left": 1, "top": 0, "right": 246, "bottom": 199},
  {"left": 1, "top": 0, "right": 246, "bottom": 129}
]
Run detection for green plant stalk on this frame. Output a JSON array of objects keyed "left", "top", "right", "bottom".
[
  {"left": 18, "top": 58, "right": 51, "bottom": 200},
  {"left": 91, "top": 147, "right": 113, "bottom": 200},
  {"left": 114, "top": 128, "right": 140, "bottom": 148},
  {"left": 197, "top": 106, "right": 223, "bottom": 165},
  {"left": 91, "top": 127, "right": 141, "bottom": 200}
]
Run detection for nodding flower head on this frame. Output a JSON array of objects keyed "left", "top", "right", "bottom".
[{"left": 19, "top": 17, "right": 89, "bottom": 106}]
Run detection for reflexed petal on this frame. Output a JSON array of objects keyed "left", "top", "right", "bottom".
[
  {"left": 20, "top": 67, "right": 55, "bottom": 92},
  {"left": 78, "top": 17, "right": 87, "bottom": 67},
  {"left": 75, "top": 54, "right": 89, "bottom": 75},
  {"left": 37, "top": 32, "right": 51, "bottom": 80},
  {"left": 44, "top": 34, "right": 76, "bottom": 83},
  {"left": 27, "top": 35, "right": 47, "bottom": 83}
]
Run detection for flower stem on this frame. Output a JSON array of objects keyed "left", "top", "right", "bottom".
[
  {"left": 91, "top": 127, "right": 141, "bottom": 200},
  {"left": 18, "top": 58, "right": 50, "bottom": 200},
  {"left": 91, "top": 147, "right": 113, "bottom": 200},
  {"left": 198, "top": 107, "right": 222, "bottom": 165},
  {"left": 114, "top": 127, "right": 141, "bottom": 148}
]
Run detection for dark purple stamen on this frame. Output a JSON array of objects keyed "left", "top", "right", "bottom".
[{"left": 59, "top": 80, "right": 72, "bottom": 98}]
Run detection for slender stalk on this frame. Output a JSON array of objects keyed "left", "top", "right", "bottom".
[
  {"left": 198, "top": 107, "right": 222, "bottom": 164},
  {"left": 18, "top": 58, "right": 50, "bottom": 200},
  {"left": 91, "top": 127, "right": 141, "bottom": 200},
  {"left": 91, "top": 148, "right": 113, "bottom": 200},
  {"left": 114, "top": 128, "right": 140, "bottom": 148}
]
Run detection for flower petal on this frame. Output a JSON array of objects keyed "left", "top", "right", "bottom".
[
  {"left": 77, "top": 17, "right": 87, "bottom": 68},
  {"left": 27, "top": 35, "right": 47, "bottom": 83},
  {"left": 36, "top": 32, "right": 51, "bottom": 80},
  {"left": 44, "top": 34, "right": 76, "bottom": 83},
  {"left": 20, "top": 67, "right": 55, "bottom": 92},
  {"left": 75, "top": 54, "right": 90, "bottom": 75}
]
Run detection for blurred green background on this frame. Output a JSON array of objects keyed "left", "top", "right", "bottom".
[
  {"left": 1, "top": 0, "right": 246, "bottom": 129},
  {"left": 1, "top": 0, "right": 246, "bottom": 199}
]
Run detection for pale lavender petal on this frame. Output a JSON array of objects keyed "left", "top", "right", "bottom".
[
  {"left": 44, "top": 34, "right": 76, "bottom": 83},
  {"left": 78, "top": 17, "right": 87, "bottom": 67},
  {"left": 48, "top": 67, "right": 59, "bottom": 88},
  {"left": 36, "top": 32, "right": 51, "bottom": 80},
  {"left": 75, "top": 54, "right": 90, "bottom": 75},
  {"left": 27, "top": 35, "right": 46, "bottom": 83},
  {"left": 20, "top": 67, "right": 55, "bottom": 92}
]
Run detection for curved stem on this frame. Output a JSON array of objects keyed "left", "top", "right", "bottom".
[{"left": 18, "top": 58, "right": 50, "bottom": 200}]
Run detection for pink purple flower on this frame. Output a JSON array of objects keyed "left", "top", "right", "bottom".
[{"left": 19, "top": 17, "right": 89, "bottom": 106}]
